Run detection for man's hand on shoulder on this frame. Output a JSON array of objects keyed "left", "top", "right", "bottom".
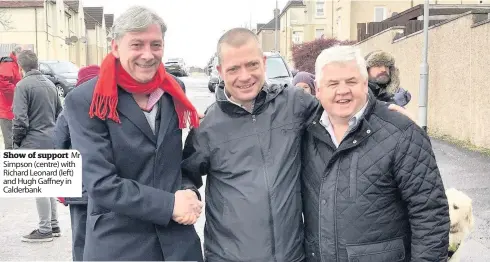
[{"left": 388, "top": 104, "right": 417, "bottom": 124}]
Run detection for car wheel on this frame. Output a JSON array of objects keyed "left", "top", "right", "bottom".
[{"left": 56, "top": 84, "right": 65, "bottom": 98}]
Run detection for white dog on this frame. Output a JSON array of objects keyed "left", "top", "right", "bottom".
[{"left": 446, "top": 188, "right": 474, "bottom": 262}]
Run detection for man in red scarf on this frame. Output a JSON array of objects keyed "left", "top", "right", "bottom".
[
  {"left": 0, "top": 45, "right": 22, "bottom": 149},
  {"left": 62, "top": 6, "right": 203, "bottom": 261}
]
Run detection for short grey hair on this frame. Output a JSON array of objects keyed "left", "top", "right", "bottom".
[
  {"left": 110, "top": 6, "right": 167, "bottom": 41},
  {"left": 216, "top": 28, "right": 262, "bottom": 65},
  {"left": 12, "top": 45, "right": 22, "bottom": 55},
  {"left": 315, "top": 45, "right": 368, "bottom": 85},
  {"left": 17, "top": 50, "right": 38, "bottom": 72}
]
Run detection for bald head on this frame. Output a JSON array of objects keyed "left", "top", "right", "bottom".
[{"left": 217, "top": 28, "right": 262, "bottom": 65}]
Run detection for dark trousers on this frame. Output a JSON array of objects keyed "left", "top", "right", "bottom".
[
  {"left": 0, "top": 118, "right": 12, "bottom": 149},
  {"left": 69, "top": 204, "right": 87, "bottom": 261}
]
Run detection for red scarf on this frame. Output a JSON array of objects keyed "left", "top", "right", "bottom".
[{"left": 89, "top": 53, "right": 199, "bottom": 129}]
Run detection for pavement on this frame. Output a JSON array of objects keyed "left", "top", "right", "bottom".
[{"left": 0, "top": 75, "right": 488, "bottom": 261}]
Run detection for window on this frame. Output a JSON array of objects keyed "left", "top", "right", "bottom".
[
  {"left": 336, "top": 16, "right": 341, "bottom": 38},
  {"left": 47, "top": 61, "right": 79, "bottom": 74},
  {"left": 315, "top": 29, "right": 324, "bottom": 39},
  {"left": 316, "top": 1, "right": 325, "bottom": 16},
  {"left": 65, "top": 12, "right": 71, "bottom": 36},
  {"left": 293, "top": 31, "right": 303, "bottom": 44},
  {"left": 265, "top": 57, "right": 290, "bottom": 79},
  {"left": 374, "top": 7, "right": 387, "bottom": 22}
]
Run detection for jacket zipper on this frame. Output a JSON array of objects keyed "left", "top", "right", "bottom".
[
  {"left": 334, "top": 165, "right": 340, "bottom": 261},
  {"left": 318, "top": 176, "right": 324, "bottom": 261},
  {"left": 252, "top": 114, "right": 277, "bottom": 262}
]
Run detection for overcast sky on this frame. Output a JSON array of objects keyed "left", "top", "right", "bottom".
[{"left": 83, "top": 0, "right": 290, "bottom": 68}]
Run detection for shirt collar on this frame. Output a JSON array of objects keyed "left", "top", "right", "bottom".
[{"left": 224, "top": 88, "right": 254, "bottom": 113}]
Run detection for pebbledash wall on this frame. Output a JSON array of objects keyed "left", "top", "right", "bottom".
[{"left": 355, "top": 11, "right": 490, "bottom": 149}]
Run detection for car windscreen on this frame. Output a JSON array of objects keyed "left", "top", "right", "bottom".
[
  {"left": 266, "top": 57, "right": 290, "bottom": 79},
  {"left": 48, "top": 62, "right": 79, "bottom": 74}
]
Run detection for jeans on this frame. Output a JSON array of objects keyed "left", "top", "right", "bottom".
[
  {"left": 0, "top": 118, "right": 12, "bottom": 149},
  {"left": 35, "top": 197, "right": 59, "bottom": 233},
  {"left": 70, "top": 204, "right": 87, "bottom": 261}
]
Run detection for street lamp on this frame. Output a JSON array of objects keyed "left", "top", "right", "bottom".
[{"left": 418, "top": 0, "right": 429, "bottom": 132}]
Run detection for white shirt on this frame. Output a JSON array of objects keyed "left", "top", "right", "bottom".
[
  {"left": 224, "top": 89, "right": 254, "bottom": 113},
  {"left": 319, "top": 98, "right": 369, "bottom": 148}
]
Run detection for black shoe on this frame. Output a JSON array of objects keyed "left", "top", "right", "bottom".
[
  {"left": 52, "top": 227, "right": 61, "bottom": 237},
  {"left": 21, "top": 229, "right": 53, "bottom": 242}
]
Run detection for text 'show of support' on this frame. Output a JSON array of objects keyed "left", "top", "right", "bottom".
[{"left": 0, "top": 150, "right": 82, "bottom": 197}]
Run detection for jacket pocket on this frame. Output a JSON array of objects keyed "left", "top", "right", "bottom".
[
  {"left": 90, "top": 211, "right": 116, "bottom": 231},
  {"left": 349, "top": 152, "right": 359, "bottom": 199},
  {"left": 345, "top": 237, "right": 405, "bottom": 262}
]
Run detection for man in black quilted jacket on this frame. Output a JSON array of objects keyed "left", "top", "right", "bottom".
[{"left": 301, "top": 45, "right": 449, "bottom": 262}]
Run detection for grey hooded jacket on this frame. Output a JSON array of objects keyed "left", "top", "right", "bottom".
[
  {"left": 182, "top": 83, "right": 319, "bottom": 262},
  {"left": 12, "top": 70, "right": 62, "bottom": 149}
]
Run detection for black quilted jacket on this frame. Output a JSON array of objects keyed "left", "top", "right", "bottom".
[{"left": 301, "top": 93, "right": 449, "bottom": 262}]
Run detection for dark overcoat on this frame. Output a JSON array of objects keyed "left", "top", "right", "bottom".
[{"left": 63, "top": 76, "right": 203, "bottom": 261}]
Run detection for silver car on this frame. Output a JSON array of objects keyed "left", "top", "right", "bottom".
[{"left": 207, "top": 52, "right": 293, "bottom": 93}]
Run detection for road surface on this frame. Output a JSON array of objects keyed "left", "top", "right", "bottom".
[{"left": 0, "top": 75, "right": 488, "bottom": 261}]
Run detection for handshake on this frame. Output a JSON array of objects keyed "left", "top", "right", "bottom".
[{"left": 172, "top": 189, "right": 203, "bottom": 225}]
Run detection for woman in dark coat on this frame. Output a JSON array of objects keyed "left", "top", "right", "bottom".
[{"left": 55, "top": 65, "right": 100, "bottom": 261}]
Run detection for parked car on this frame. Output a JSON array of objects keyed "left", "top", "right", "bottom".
[
  {"left": 207, "top": 55, "right": 220, "bottom": 92},
  {"left": 263, "top": 52, "right": 293, "bottom": 87},
  {"left": 164, "top": 58, "right": 188, "bottom": 77},
  {"left": 207, "top": 52, "right": 293, "bottom": 93},
  {"left": 39, "top": 60, "right": 79, "bottom": 97},
  {"left": 208, "top": 52, "right": 294, "bottom": 92}
]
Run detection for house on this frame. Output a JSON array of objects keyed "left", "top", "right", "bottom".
[
  {"left": 83, "top": 6, "right": 108, "bottom": 65},
  {"left": 357, "top": 3, "right": 490, "bottom": 42},
  {"left": 276, "top": 0, "right": 328, "bottom": 66},
  {"left": 324, "top": 0, "right": 490, "bottom": 42},
  {"left": 256, "top": 17, "right": 280, "bottom": 53},
  {"left": 0, "top": 0, "right": 113, "bottom": 66}
]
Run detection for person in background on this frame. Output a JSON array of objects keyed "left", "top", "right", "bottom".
[
  {"left": 0, "top": 45, "right": 22, "bottom": 149},
  {"left": 364, "top": 50, "right": 411, "bottom": 107},
  {"left": 55, "top": 65, "right": 100, "bottom": 261},
  {"left": 292, "top": 71, "right": 316, "bottom": 95},
  {"left": 13, "top": 50, "right": 63, "bottom": 242}
]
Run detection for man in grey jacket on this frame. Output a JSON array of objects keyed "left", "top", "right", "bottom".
[
  {"left": 182, "top": 28, "right": 319, "bottom": 262},
  {"left": 12, "top": 50, "right": 63, "bottom": 242}
]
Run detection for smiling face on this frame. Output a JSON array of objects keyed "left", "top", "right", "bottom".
[
  {"left": 217, "top": 39, "right": 266, "bottom": 107},
  {"left": 316, "top": 60, "right": 368, "bottom": 122},
  {"left": 111, "top": 23, "right": 164, "bottom": 83}
]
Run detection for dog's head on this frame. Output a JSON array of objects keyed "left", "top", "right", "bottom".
[{"left": 446, "top": 188, "right": 474, "bottom": 237}]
